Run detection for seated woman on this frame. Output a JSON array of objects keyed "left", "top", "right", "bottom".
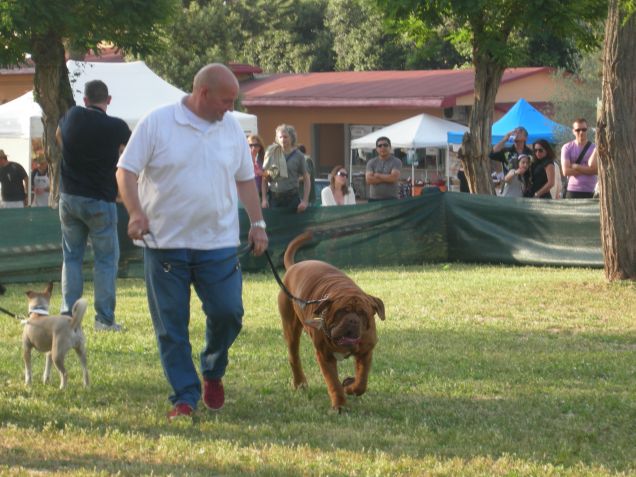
[
  {"left": 501, "top": 154, "right": 531, "bottom": 197},
  {"left": 321, "top": 165, "right": 356, "bottom": 206},
  {"left": 527, "top": 139, "right": 556, "bottom": 199}
]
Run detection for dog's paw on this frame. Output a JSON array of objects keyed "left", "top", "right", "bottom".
[
  {"left": 330, "top": 404, "right": 349, "bottom": 415},
  {"left": 343, "top": 378, "right": 367, "bottom": 396},
  {"left": 342, "top": 376, "right": 355, "bottom": 388}
]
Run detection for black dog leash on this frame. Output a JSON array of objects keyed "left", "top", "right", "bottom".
[
  {"left": 0, "top": 305, "right": 25, "bottom": 321},
  {"left": 263, "top": 249, "right": 328, "bottom": 310}
]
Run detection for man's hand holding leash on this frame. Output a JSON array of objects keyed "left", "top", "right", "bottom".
[
  {"left": 236, "top": 178, "right": 268, "bottom": 256},
  {"left": 127, "top": 210, "right": 150, "bottom": 242},
  {"left": 248, "top": 221, "right": 268, "bottom": 256}
]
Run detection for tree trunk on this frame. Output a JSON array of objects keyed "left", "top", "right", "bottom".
[
  {"left": 598, "top": 1, "right": 636, "bottom": 280},
  {"left": 462, "top": 54, "right": 505, "bottom": 195},
  {"left": 30, "top": 33, "right": 75, "bottom": 207}
]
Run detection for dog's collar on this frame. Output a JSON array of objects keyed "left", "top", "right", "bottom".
[
  {"left": 28, "top": 307, "right": 49, "bottom": 315},
  {"left": 315, "top": 310, "right": 334, "bottom": 341}
]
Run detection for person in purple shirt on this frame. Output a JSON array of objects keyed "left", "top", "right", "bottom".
[{"left": 561, "top": 118, "right": 597, "bottom": 199}]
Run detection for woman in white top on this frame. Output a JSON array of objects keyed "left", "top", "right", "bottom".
[{"left": 321, "top": 165, "right": 356, "bottom": 206}]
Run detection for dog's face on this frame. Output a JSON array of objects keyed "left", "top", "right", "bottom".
[
  {"left": 330, "top": 310, "right": 364, "bottom": 347},
  {"left": 25, "top": 282, "right": 53, "bottom": 315},
  {"left": 305, "top": 295, "right": 385, "bottom": 349}
]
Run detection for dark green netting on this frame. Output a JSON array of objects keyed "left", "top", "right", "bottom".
[{"left": 0, "top": 189, "right": 602, "bottom": 284}]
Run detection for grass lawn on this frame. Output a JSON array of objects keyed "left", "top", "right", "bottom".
[{"left": 0, "top": 264, "right": 635, "bottom": 476}]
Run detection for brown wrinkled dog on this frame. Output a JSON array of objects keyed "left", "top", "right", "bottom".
[
  {"left": 279, "top": 231, "right": 385, "bottom": 411},
  {"left": 23, "top": 282, "right": 89, "bottom": 389}
]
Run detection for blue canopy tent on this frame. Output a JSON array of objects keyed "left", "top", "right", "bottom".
[{"left": 447, "top": 98, "right": 568, "bottom": 145}]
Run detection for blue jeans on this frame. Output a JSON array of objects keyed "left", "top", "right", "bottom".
[
  {"left": 144, "top": 247, "right": 243, "bottom": 409},
  {"left": 59, "top": 193, "right": 119, "bottom": 325}
]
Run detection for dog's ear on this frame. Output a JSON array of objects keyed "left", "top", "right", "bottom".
[
  {"left": 46, "top": 281, "right": 53, "bottom": 295},
  {"left": 370, "top": 295, "right": 385, "bottom": 321},
  {"left": 25, "top": 290, "right": 35, "bottom": 298}
]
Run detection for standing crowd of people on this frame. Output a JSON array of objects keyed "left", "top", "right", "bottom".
[
  {"left": 456, "top": 118, "right": 597, "bottom": 199},
  {"left": 0, "top": 151, "right": 51, "bottom": 209}
]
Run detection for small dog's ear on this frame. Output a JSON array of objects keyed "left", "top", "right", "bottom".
[
  {"left": 26, "top": 290, "right": 35, "bottom": 298},
  {"left": 370, "top": 295, "right": 385, "bottom": 321},
  {"left": 46, "top": 282, "right": 53, "bottom": 295}
]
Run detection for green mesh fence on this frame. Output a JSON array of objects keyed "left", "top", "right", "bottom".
[{"left": 0, "top": 189, "right": 602, "bottom": 284}]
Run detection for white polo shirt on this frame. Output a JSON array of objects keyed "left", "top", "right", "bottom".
[{"left": 117, "top": 98, "right": 254, "bottom": 250}]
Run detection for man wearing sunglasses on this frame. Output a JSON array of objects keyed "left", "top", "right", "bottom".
[
  {"left": 561, "top": 118, "right": 597, "bottom": 199},
  {"left": 365, "top": 136, "right": 402, "bottom": 201}
]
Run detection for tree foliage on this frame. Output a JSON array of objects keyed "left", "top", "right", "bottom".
[
  {"left": 148, "top": 0, "right": 333, "bottom": 84},
  {"left": 145, "top": 1, "right": 243, "bottom": 91},
  {"left": 550, "top": 49, "right": 603, "bottom": 144},
  {"left": 144, "top": 0, "right": 595, "bottom": 83},
  {"left": 325, "top": 0, "right": 385, "bottom": 71},
  {"left": 0, "top": 1, "right": 175, "bottom": 67}
]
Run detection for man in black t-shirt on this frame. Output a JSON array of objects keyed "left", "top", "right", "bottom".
[
  {"left": 489, "top": 126, "right": 532, "bottom": 175},
  {"left": 0, "top": 150, "right": 28, "bottom": 208},
  {"left": 56, "top": 80, "right": 131, "bottom": 331}
]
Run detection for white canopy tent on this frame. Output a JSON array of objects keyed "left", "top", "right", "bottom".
[
  {"left": 0, "top": 61, "right": 258, "bottom": 180},
  {"left": 350, "top": 113, "right": 469, "bottom": 189}
]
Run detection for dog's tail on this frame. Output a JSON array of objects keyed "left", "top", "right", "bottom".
[
  {"left": 283, "top": 231, "right": 313, "bottom": 269},
  {"left": 70, "top": 298, "right": 88, "bottom": 330}
]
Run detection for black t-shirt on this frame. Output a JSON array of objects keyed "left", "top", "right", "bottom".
[
  {"left": 489, "top": 144, "right": 532, "bottom": 173},
  {"left": 0, "top": 161, "right": 28, "bottom": 201},
  {"left": 529, "top": 157, "right": 552, "bottom": 197},
  {"left": 59, "top": 105, "right": 131, "bottom": 202}
]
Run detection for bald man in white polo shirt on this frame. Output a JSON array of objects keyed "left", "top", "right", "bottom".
[{"left": 117, "top": 63, "right": 268, "bottom": 420}]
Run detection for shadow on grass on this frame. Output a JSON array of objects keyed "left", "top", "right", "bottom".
[
  {"left": 0, "top": 450, "right": 285, "bottom": 477},
  {"left": 1, "top": 326, "right": 635, "bottom": 474}
]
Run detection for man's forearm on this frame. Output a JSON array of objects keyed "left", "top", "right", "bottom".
[
  {"left": 237, "top": 179, "right": 264, "bottom": 223},
  {"left": 116, "top": 168, "right": 142, "bottom": 215}
]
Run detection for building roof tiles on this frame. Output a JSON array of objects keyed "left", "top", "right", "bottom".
[{"left": 242, "top": 67, "right": 550, "bottom": 108}]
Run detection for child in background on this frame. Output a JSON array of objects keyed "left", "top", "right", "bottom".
[{"left": 501, "top": 154, "right": 530, "bottom": 198}]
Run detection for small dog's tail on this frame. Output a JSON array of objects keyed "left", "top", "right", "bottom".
[
  {"left": 283, "top": 231, "right": 313, "bottom": 270},
  {"left": 70, "top": 298, "right": 88, "bottom": 330}
]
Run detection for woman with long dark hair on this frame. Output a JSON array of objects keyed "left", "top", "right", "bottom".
[
  {"left": 321, "top": 165, "right": 356, "bottom": 206},
  {"left": 527, "top": 139, "right": 556, "bottom": 198}
]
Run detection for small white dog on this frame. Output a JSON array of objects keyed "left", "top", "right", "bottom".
[{"left": 22, "top": 282, "right": 89, "bottom": 389}]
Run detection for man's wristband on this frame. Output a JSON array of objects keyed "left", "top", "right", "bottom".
[{"left": 250, "top": 220, "right": 266, "bottom": 230}]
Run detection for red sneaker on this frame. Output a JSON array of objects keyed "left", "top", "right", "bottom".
[
  {"left": 167, "top": 403, "right": 193, "bottom": 420},
  {"left": 203, "top": 378, "right": 225, "bottom": 410}
]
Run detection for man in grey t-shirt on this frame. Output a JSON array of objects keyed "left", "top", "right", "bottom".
[{"left": 365, "top": 136, "right": 402, "bottom": 201}]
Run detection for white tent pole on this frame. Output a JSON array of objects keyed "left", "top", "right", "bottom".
[
  {"left": 412, "top": 161, "right": 415, "bottom": 191},
  {"left": 445, "top": 145, "right": 450, "bottom": 189},
  {"left": 349, "top": 148, "right": 353, "bottom": 188}
]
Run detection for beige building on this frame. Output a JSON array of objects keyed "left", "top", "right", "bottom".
[{"left": 241, "top": 67, "right": 558, "bottom": 177}]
